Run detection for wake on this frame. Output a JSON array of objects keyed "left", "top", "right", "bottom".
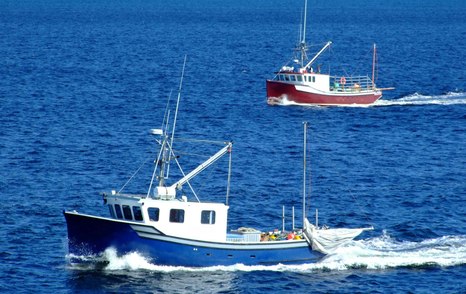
[
  {"left": 67, "top": 233, "right": 466, "bottom": 272},
  {"left": 374, "top": 92, "right": 466, "bottom": 107},
  {"left": 278, "top": 92, "right": 466, "bottom": 107}
]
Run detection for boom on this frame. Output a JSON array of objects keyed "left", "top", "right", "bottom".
[
  {"left": 170, "top": 142, "right": 232, "bottom": 190},
  {"left": 304, "top": 41, "right": 332, "bottom": 70}
]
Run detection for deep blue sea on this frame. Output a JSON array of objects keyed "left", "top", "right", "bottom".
[{"left": 1, "top": 0, "right": 465, "bottom": 292}]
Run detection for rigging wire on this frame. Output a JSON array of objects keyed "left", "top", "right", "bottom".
[
  {"left": 166, "top": 55, "right": 187, "bottom": 179},
  {"left": 174, "top": 150, "right": 211, "bottom": 159},
  {"left": 301, "top": 116, "right": 373, "bottom": 227},
  {"left": 165, "top": 139, "right": 201, "bottom": 202},
  {"left": 161, "top": 90, "right": 173, "bottom": 131},
  {"left": 117, "top": 155, "right": 152, "bottom": 195},
  {"left": 147, "top": 138, "right": 165, "bottom": 197},
  {"left": 174, "top": 138, "right": 227, "bottom": 145}
]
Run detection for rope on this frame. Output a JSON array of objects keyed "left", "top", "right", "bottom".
[
  {"left": 165, "top": 139, "right": 201, "bottom": 202},
  {"left": 325, "top": 44, "right": 375, "bottom": 79},
  {"left": 174, "top": 138, "right": 227, "bottom": 145},
  {"left": 303, "top": 126, "right": 373, "bottom": 227}
]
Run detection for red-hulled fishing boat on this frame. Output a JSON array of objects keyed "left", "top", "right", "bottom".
[{"left": 266, "top": 1, "right": 391, "bottom": 106}]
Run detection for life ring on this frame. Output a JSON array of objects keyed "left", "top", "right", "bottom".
[{"left": 340, "top": 77, "right": 347, "bottom": 85}]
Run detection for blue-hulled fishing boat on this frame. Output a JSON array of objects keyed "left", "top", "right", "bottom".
[{"left": 64, "top": 60, "right": 371, "bottom": 267}]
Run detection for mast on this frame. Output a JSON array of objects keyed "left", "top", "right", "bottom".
[
  {"left": 372, "top": 43, "right": 377, "bottom": 89},
  {"left": 298, "top": 0, "right": 309, "bottom": 67},
  {"left": 166, "top": 55, "right": 187, "bottom": 179},
  {"left": 147, "top": 56, "right": 187, "bottom": 197},
  {"left": 226, "top": 145, "right": 232, "bottom": 205},
  {"left": 302, "top": 0, "right": 307, "bottom": 44},
  {"left": 303, "top": 121, "right": 308, "bottom": 227}
]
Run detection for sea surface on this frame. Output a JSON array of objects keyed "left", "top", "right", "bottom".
[{"left": 1, "top": 0, "right": 465, "bottom": 293}]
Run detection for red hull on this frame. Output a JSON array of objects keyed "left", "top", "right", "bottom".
[{"left": 266, "top": 80, "right": 382, "bottom": 106}]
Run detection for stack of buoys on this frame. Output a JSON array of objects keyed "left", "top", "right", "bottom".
[{"left": 260, "top": 230, "right": 306, "bottom": 241}]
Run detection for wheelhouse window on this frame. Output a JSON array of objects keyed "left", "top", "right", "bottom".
[
  {"left": 108, "top": 205, "right": 116, "bottom": 218},
  {"left": 122, "top": 205, "right": 133, "bottom": 220},
  {"left": 132, "top": 206, "right": 143, "bottom": 221},
  {"left": 169, "top": 209, "right": 185, "bottom": 223},
  {"left": 148, "top": 207, "right": 160, "bottom": 222},
  {"left": 297, "top": 75, "right": 303, "bottom": 82},
  {"left": 290, "top": 75, "right": 296, "bottom": 81},
  {"left": 114, "top": 204, "right": 123, "bottom": 219},
  {"left": 201, "top": 210, "right": 216, "bottom": 225},
  {"left": 312, "top": 76, "right": 316, "bottom": 83}
]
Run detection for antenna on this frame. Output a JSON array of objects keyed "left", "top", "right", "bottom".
[
  {"left": 170, "top": 55, "right": 187, "bottom": 155},
  {"left": 166, "top": 55, "right": 187, "bottom": 178},
  {"left": 302, "top": 0, "right": 307, "bottom": 44},
  {"left": 147, "top": 56, "right": 187, "bottom": 197}
]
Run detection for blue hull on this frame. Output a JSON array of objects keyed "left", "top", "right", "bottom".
[{"left": 64, "top": 211, "right": 324, "bottom": 267}]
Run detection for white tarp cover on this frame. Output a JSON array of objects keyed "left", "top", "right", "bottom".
[{"left": 303, "top": 218, "right": 373, "bottom": 254}]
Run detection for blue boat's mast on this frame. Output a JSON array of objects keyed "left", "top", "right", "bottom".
[
  {"left": 147, "top": 56, "right": 187, "bottom": 197},
  {"left": 166, "top": 55, "right": 187, "bottom": 180},
  {"left": 303, "top": 121, "right": 308, "bottom": 228}
]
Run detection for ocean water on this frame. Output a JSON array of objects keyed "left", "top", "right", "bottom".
[{"left": 1, "top": 0, "right": 465, "bottom": 293}]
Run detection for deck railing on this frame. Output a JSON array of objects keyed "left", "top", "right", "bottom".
[{"left": 330, "top": 75, "right": 375, "bottom": 92}]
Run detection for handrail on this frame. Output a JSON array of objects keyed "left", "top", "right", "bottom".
[{"left": 330, "top": 75, "right": 376, "bottom": 92}]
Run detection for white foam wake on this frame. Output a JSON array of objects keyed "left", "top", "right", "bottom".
[
  {"left": 67, "top": 233, "right": 466, "bottom": 272},
  {"left": 374, "top": 92, "right": 466, "bottom": 106},
  {"left": 276, "top": 92, "right": 466, "bottom": 107}
]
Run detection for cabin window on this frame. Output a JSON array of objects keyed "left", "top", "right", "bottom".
[
  {"left": 312, "top": 76, "right": 316, "bottom": 83},
  {"left": 290, "top": 75, "right": 296, "bottom": 81},
  {"left": 201, "top": 210, "right": 216, "bottom": 225},
  {"left": 148, "top": 207, "right": 160, "bottom": 222},
  {"left": 284, "top": 75, "right": 289, "bottom": 81},
  {"left": 132, "top": 206, "right": 143, "bottom": 221},
  {"left": 122, "top": 205, "right": 133, "bottom": 220},
  {"left": 169, "top": 209, "right": 185, "bottom": 223},
  {"left": 114, "top": 204, "right": 123, "bottom": 219},
  {"left": 297, "top": 75, "right": 303, "bottom": 82},
  {"left": 279, "top": 74, "right": 285, "bottom": 81},
  {"left": 108, "top": 205, "right": 116, "bottom": 218}
]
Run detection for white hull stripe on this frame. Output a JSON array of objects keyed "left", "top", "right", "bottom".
[
  {"left": 295, "top": 85, "right": 379, "bottom": 96},
  {"left": 135, "top": 231, "right": 309, "bottom": 250},
  {"left": 130, "top": 224, "right": 163, "bottom": 235}
]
